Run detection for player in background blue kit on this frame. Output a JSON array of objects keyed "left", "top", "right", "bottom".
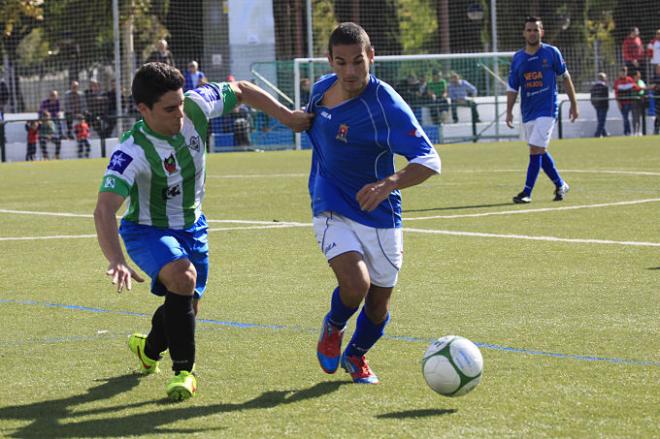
[
  {"left": 306, "top": 23, "right": 441, "bottom": 384},
  {"left": 506, "top": 16, "right": 578, "bottom": 204}
]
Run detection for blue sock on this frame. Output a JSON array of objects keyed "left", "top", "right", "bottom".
[
  {"left": 326, "top": 287, "right": 358, "bottom": 328},
  {"left": 344, "top": 307, "right": 390, "bottom": 358},
  {"left": 541, "top": 152, "right": 564, "bottom": 187},
  {"left": 523, "top": 154, "right": 542, "bottom": 195}
]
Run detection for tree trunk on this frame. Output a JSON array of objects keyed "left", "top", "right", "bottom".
[{"left": 436, "top": 0, "right": 450, "bottom": 54}]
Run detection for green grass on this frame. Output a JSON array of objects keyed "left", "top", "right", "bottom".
[{"left": 1, "top": 136, "right": 659, "bottom": 438}]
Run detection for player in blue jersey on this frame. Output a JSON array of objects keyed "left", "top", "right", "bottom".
[
  {"left": 307, "top": 23, "right": 441, "bottom": 384},
  {"left": 506, "top": 16, "right": 578, "bottom": 204},
  {"left": 94, "top": 63, "right": 312, "bottom": 401}
]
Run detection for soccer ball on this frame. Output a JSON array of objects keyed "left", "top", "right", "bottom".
[{"left": 421, "top": 335, "right": 483, "bottom": 397}]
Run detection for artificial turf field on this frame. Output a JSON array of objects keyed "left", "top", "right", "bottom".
[{"left": 0, "top": 135, "right": 658, "bottom": 438}]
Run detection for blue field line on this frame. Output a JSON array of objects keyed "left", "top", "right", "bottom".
[{"left": 2, "top": 298, "right": 659, "bottom": 367}]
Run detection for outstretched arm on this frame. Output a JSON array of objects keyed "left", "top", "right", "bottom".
[
  {"left": 231, "top": 80, "right": 313, "bottom": 132},
  {"left": 356, "top": 163, "right": 437, "bottom": 212},
  {"left": 94, "top": 191, "right": 144, "bottom": 292}
]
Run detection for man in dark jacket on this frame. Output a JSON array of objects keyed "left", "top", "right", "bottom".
[{"left": 590, "top": 72, "right": 610, "bottom": 137}]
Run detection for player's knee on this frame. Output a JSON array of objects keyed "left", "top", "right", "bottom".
[
  {"left": 338, "top": 275, "right": 370, "bottom": 299},
  {"left": 160, "top": 260, "right": 197, "bottom": 295}
]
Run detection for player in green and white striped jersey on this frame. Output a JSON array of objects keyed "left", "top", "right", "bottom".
[{"left": 94, "top": 62, "right": 312, "bottom": 401}]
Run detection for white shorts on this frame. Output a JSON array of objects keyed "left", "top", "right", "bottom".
[
  {"left": 524, "top": 117, "right": 556, "bottom": 148},
  {"left": 312, "top": 211, "right": 403, "bottom": 288}
]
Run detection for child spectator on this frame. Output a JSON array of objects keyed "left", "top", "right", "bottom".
[
  {"left": 74, "top": 115, "right": 91, "bottom": 158},
  {"left": 25, "top": 120, "right": 39, "bottom": 161},
  {"left": 38, "top": 110, "right": 56, "bottom": 159}
]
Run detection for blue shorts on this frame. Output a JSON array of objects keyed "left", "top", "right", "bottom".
[{"left": 119, "top": 214, "right": 209, "bottom": 299}]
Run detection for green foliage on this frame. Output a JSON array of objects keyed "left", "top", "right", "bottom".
[
  {"left": 312, "top": 0, "right": 336, "bottom": 56},
  {"left": 398, "top": 0, "right": 437, "bottom": 54},
  {"left": 15, "top": 27, "right": 48, "bottom": 67},
  {"left": 0, "top": 0, "right": 43, "bottom": 56}
]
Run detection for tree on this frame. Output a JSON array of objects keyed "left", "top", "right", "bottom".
[
  {"left": 334, "top": 0, "right": 402, "bottom": 56},
  {"left": 0, "top": 0, "right": 43, "bottom": 111}
]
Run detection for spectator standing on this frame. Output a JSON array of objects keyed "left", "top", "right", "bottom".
[
  {"left": 590, "top": 72, "right": 610, "bottom": 137},
  {"left": 104, "top": 82, "right": 118, "bottom": 138},
  {"left": 613, "top": 66, "right": 640, "bottom": 136},
  {"left": 622, "top": 27, "right": 645, "bottom": 76},
  {"left": 147, "top": 39, "right": 175, "bottom": 66},
  {"left": 631, "top": 70, "right": 647, "bottom": 136},
  {"left": 447, "top": 73, "right": 480, "bottom": 123},
  {"left": 25, "top": 120, "right": 39, "bottom": 161},
  {"left": 398, "top": 74, "right": 422, "bottom": 116},
  {"left": 648, "top": 29, "right": 660, "bottom": 77},
  {"left": 38, "top": 110, "right": 57, "bottom": 159},
  {"left": 39, "top": 90, "right": 63, "bottom": 139},
  {"left": 232, "top": 104, "right": 253, "bottom": 148},
  {"left": 64, "top": 81, "right": 86, "bottom": 140},
  {"left": 0, "top": 77, "right": 8, "bottom": 114},
  {"left": 74, "top": 115, "right": 91, "bottom": 158},
  {"left": 184, "top": 61, "right": 206, "bottom": 92},
  {"left": 653, "top": 74, "right": 660, "bottom": 134},
  {"left": 0, "top": 78, "right": 7, "bottom": 148},
  {"left": 426, "top": 70, "right": 449, "bottom": 124},
  {"left": 85, "top": 79, "right": 109, "bottom": 138}
]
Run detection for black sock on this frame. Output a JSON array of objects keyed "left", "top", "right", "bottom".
[
  {"left": 164, "top": 292, "right": 196, "bottom": 373},
  {"left": 144, "top": 305, "right": 167, "bottom": 360}
]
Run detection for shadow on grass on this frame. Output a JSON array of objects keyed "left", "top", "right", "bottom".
[
  {"left": 1, "top": 374, "right": 350, "bottom": 438},
  {"left": 647, "top": 266, "right": 660, "bottom": 270},
  {"left": 403, "top": 202, "right": 512, "bottom": 214},
  {"left": 376, "top": 408, "right": 457, "bottom": 419}
]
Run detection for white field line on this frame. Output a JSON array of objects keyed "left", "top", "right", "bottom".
[
  {"left": 0, "top": 209, "right": 306, "bottom": 226},
  {"left": 209, "top": 169, "right": 660, "bottom": 177},
  {"left": 451, "top": 169, "right": 660, "bottom": 176},
  {"left": 404, "top": 228, "right": 660, "bottom": 247},
  {"left": 0, "top": 234, "right": 98, "bottom": 241},
  {"left": 0, "top": 224, "right": 308, "bottom": 241},
  {"left": 3, "top": 198, "right": 659, "bottom": 224},
  {"left": 206, "top": 173, "right": 306, "bottom": 179},
  {"left": 0, "top": 209, "right": 93, "bottom": 218},
  {"left": 207, "top": 224, "right": 308, "bottom": 232},
  {"left": 1, "top": 223, "right": 658, "bottom": 247},
  {"left": 406, "top": 198, "right": 660, "bottom": 221}
]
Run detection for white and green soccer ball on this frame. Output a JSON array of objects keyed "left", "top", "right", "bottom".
[{"left": 422, "top": 335, "right": 483, "bottom": 397}]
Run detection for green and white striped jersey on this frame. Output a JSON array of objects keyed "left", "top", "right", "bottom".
[{"left": 99, "top": 82, "right": 237, "bottom": 230}]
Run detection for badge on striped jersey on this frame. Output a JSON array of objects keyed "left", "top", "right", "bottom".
[{"left": 107, "top": 150, "right": 133, "bottom": 174}]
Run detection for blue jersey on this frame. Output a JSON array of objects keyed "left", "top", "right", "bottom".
[
  {"left": 508, "top": 43, "right": 567, "bottom": 122},
  {"left": 306, "top": 74, "right": 440, "bottom": 229}
]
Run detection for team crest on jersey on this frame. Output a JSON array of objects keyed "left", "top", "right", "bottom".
[
  {"left": 188, "top": 135, "right": 201, "bottom": 152},
  {"left": 107, "top": 150, "right": 133, "bottom": 174},
  {"left": 162, "top": 184, "right": 181, "bottom": 200},
  {"left": 336, "top": 124, "right": 349, "bottom": 143},
  {"left": 163, "top": 153, "right": 177, "bottom": 174}
]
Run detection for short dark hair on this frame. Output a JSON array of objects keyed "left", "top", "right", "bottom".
[
  {"left": 328, "top": 22, "right": 372, "bottom": 58},
  {"left": 524, "top": 16, "right": 543, "bottom": 29},
  {"left": 131, "top": 62, "right": 184, "bottom": 108}
]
